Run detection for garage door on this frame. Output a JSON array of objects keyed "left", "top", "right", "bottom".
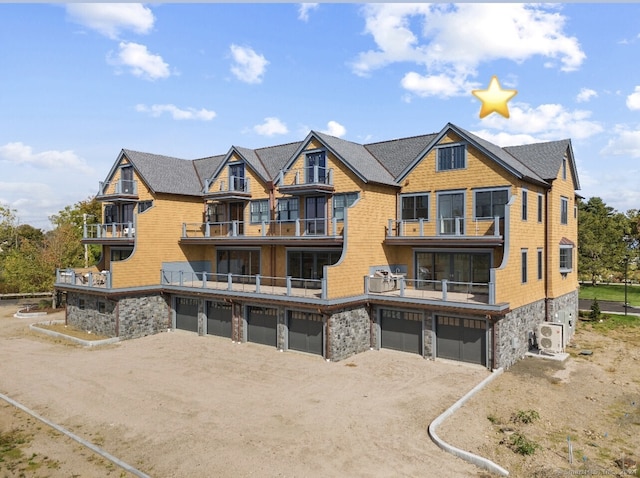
[
  {"left": 288, "top": 311, "right": 323, "bottom": 356},
  {"left": 247, "top": 306, "right": 278, "bottom": 347},
  {"left": 175, "top": 297, "right": 199, "bottom": 332},
  {"left": 206, "top": 301, "right": 232, "bottom": 338},
  {"left": 436, "top": 316, "right": 486, "bottom": 366},
  {"left": 380, "top": 309, "right": 422, "bottom": 355}
]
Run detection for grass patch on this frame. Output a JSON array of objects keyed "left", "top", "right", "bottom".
[
  {"left": 509, "top": 432, "right": 540, "bottom": 455},
  {"left": 579, "top": 283, "right": 640, "bottom": 306},
  {"left": 34, "top": 323, "right": 109, "bottom": 341},
  {"left": 590, "top": 313, "right": 640, "bottom": 332}
]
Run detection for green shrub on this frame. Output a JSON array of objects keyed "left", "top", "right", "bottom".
[
  {"left": 512, "top": 409, "right": 540, "bottom": 424},
  {"left": 590, "top": 298, "right": 601, "bottom": 321},
  {"left": 509, "top": 432, "right": 540, "bottom": 455}
]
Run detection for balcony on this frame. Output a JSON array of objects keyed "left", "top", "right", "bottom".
[
  {"left": 82, "top": 222, "right": 135, "bottom": 245},
  {"left": 385, "top": 217, "right": 504, "bottom": 247},
  {"left": 180, "top": 219, "right": 343, "bottom": 246},
  {"left": 365, "top": 275, "right": 501, "bottom": 309},
  {"left": 56, "top": 268, "right": 111, "bottom": 289},
  {"left": 277, "top": 166, "right": 334, "bottom": 195},
  {"left": 97, "top": 179, "right": 138, "bottom": 200},
  {"left": 204, "top": 176, "right": 251, "bottom": 201},
  {"left": 161, "top": 270, "right": 327, "bottom": 301}
]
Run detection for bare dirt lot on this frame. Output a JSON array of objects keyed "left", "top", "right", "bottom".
[{"left": 1, "top": 303, "right": 639, "bottom": 478}]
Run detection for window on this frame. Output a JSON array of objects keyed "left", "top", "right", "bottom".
[
  {"left": 111, "top": 248, "right": 132, "bottom": 261},
  {"left": 537, "top": 194, "right": 543, "bottom": 223},
  {"left": 277, "top": 198, "right": 299, "bottom": 221},
  {"left": 98, "top": 301, "right": 106, "bottom": 314},
  {"left": 333, "top": 193, "right": 358, "bottom": 221},
  {"left": 437, "top": 144, "right": 466, "bottom": 171},
  {"left": 229, "top": 163, "right": 245, "bottom": 191},
  {"left": 521, "top": 249, "right": 528, "bottom": 283},
  {"left": 78, "top": 298, "right": 85, "bottom": 310},
  {"left": 250, "top": 200, "right": 269, "bottom": 223},
  {"left": 401, "top": 194, "right": 429, "bottom": 220},
  {"left": 521, "top": 189, "right": 528, "bottom": 221},
  {"left": 138, "top": 200, "right": 153, "bottom": 214},
  {"left": 560, "top": 197, "right": 568, "bottom": 225},
  {"left": 562, "top": 156, "right": 567, "bottom": 180},
  {"left": 306, "top": 151, "right": 326, "bottom": 183},
  {"left": 206, "top": 203, "right": 224, "bottom": 223},
  {"left": 474, "top": 189, "right": 508, "bottom": 219},
  {"left": 560, "top": 246, "right": 573, "bottom": 272},
  {"left": 104, "top": 204, "right": 117, "bottom": 224},
  {"left": 537, "top": 248, "right": 543, "bottom": 280}
]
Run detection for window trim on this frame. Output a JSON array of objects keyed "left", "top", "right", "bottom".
[
  {"left": 473, "top": 187, "right": 509, "bottom": 221},
  {"left": 521, "top": 189, "right": 528, "bottom": 221},
  {"left": 400, "top": 192, "right": 430, "bottom": 221},
  {"left": 560, "top": 245, "right": 573, "bottom": 273},
  {"left": 537, "top": 194, "right": 543, "bottom": 223},
  {"left": 436, "top": 143, "right": 467, "bottom": 172},
  {"left": 562, "top": 156, "right": 567, "bottom": 180},
  {"left": 250, "top": 199, "right": 270, "bottom": 224},
  {"left": 138, "top": 200, "right": 153, "bottom": 214},
  {"left": 560, "top": 197, "right": 569, "bottom": 225},
  {"left": 277, "top": 197, "right": 299, "bottom": 222},
  {"left": 521, "top": 249, "right": 528, "bottom": 284},
  {"left": 537, "top": 248, "right": 543, "bottom": 281}
]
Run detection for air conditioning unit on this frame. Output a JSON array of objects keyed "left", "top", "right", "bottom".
[{"left": 537, "top": 322, "right": 564, "bottom": 354}]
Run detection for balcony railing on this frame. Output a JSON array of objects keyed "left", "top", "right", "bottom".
[
  {"left": 387, "top": 216, "right": 502, "bottom": 238},
  {"left": 84, "top": 222, "right": 135, "bottom": 239},
  {"left": 205, "top": 176, "right": 251, "bottom": 195},
  {"left": 182, "top": 218, "right": 341, "bottom": 239},
  {"left": 98, "top": 179, "right": 137, "bottom": 197},
  {"left": 365, "top": 275, "right": 495, "bottom": 305},
  {"left": 56, "top": 269, "right": 111, "bottom": 289},
  {"left": 161, "top": 270, "right": 327, "bottom": 300},
  {"left": 278, "top": 166, "right": 334, "bottom": 187}
]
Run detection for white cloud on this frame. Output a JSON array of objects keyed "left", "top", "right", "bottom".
[
  {"left": 401, "top": 71, "right": 478, "bottom": 98},
  {"left": 298, "top": 3, "right": 319, "bottom": 22},
  {"left": 321, "top": 121, "right": 346, "bottom": 138},
  {"left": 66, "top": 3, "right": 154, "bottom": 40},
  {"left": 229, "top": 44, "right": 269, "bottom": 84},
  {"left": 253, "top": 117, "right": 288, "bottom": 136},
  {"left": 576, "top": 88, "right": 597, "bottom": 103},
  {"left": 352, "top": 4, "right": 585, "bottom": 98},
  {"left": 109, "top": 42, "right": 170, "bottom": 80},
  {"left": 600, "top": 126, "right": 640, "bottom": 157},
  {"left": 0, "top": 142, "right": 93, "bottom": 174},
  {"left": 135, "top": 104, "right": 216, "bottom": 121},
  {"left": 475, "top": 103, "right": 603, "bottom": 143},
  {"left": 626, "top": 86, "right": 640, "bottom": 110}
]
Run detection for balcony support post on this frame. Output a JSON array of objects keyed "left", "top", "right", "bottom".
[
  {"left": 399, "top": 277, "right": 405, "bottom": 297},
  {"left": 419, "top": 218, "right": 424, "bottom": 236},
  {"left": 455, "top": 218, "right": 461, "bottom": 236},
  {"left": 256, "top": 275, "right": 261, "bottom": 293},
  {"left": 182, "top": 223, "right": 187, "bottom": 237},
  {"left": 286, "top": 276, "right": 292, "bottom": 296},
  {"left": 179, "top": 271, "right": 184, "bottom": 287},
  {"left": 295, "top": 219, "right": 301, "bottom": 236},
  {"left": 442, "top": 279, "right": 448, "bottom": 301},
  {"left": 494, "top": 216, "right": 500, "bottom": 237},
  {"left": 227, "top": 273, "right": 233, "bottom": 291},
  {"left": 321, "top": 278, "right": 327, "bottom": 300},
  {"left": 261, "top": 221, "right": 267, "bottom": 237},
  {"left": 202, "top": 272, "right": 207, "bottom": 288}
]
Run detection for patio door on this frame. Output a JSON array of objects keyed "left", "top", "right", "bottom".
[
  {"left": 121, "top": 165, "right": 134, "bottom": 194},
  {"left": 229, "top": 202, "right": 244, "bottom": 235},
  {"left": 438, "top": 192, "right": 464, "bottom": 235},
  {"left": 229, "top": 163, "right": 245, "bottom": 192},
  {"left": 305, "top": 196, "right": 326, "bottom": 235}
]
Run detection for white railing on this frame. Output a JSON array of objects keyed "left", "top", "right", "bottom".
[
  {"left": 84, "top": 222, "right": 135, "bottom": 239},
  {"left": 56, "top": 269, "right": 111, "bottom": 289},
  {"left": 98, "top": 179, "right": 137, "bottom": 196},
  {"left": 387, "top": 216, "right": 502, "bottom": 238},
  {"left": 278, "top": 166, "right": 333, "bottom": 187},
  {"left": 161, "top": 270, "right": 326, "bottom": 300},
  {"left": 205, "top": 176, "right": 250, "bottom": 194},
  {"left": 182, "top": 218, "right": 341, "bottom": 238},
  {"left": 365, "top": 275, "right": 495, "bottom": 305}
]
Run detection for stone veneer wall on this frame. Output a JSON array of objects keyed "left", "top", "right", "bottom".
[
  {"left": 67, "top": 292, "right": 169, "bottom": 340},
  {"left": 328, "top": 307, "right": 371, "bottom": 361},
  {"left": 423, "top": 313, "right": 434, "bottom": 358},
  {"left": 66, "top": 292, "right": 117, "bottom": 337},
  {"left": 548, "top": 290, "right": 579, "bottom": 339},
  {"left": 495, "top": 298, "right": 546, "bottom": 369}
]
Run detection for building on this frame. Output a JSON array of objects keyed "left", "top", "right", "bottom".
[{"left": 54, "top": 122, "right": 580, "bottom": 369}]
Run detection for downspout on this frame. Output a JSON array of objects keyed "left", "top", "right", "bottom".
[{"left": 545, "top": 187, "right": 551, "bottom": 322}]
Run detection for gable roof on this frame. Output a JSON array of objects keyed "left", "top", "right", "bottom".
[
  {"left": 193, "top": 154, "right": 225, "bottom": 188},
  {"left": 504, "top": 139, "right": 580, "bottom": 189},
  {"left": 365, "top": 133, "right": 438, "bottom": 178},
  {"left": 120, "top": 149, "right": 204, "bottom": 196},
  {"left": 255, "top": 141, "right": 302, "bottom": 180}
]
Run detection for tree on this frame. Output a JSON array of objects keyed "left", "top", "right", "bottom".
[
  {"left": 49, "top": 196, "right": 102, "bottom": 267},
  {"left": 578, "top": 197, "right": 630, "bottom": 284}
]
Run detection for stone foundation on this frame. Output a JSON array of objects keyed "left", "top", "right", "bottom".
[
  {"left": 66, "top": 292, "right": 169, "bottom": 340},
  {"left": 327, "top": 307, "right": 371, "bottom": 361}
]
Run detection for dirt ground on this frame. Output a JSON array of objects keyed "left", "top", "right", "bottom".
[{"left": 0, "top": 303, "right": 638, "bottom": 478}]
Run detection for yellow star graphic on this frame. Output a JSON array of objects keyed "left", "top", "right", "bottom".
[{"left": 472, "top": 76, "right": 517, "bottom": 119}]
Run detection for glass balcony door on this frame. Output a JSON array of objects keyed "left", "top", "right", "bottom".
[{"left": 438, "top": 192, "right": 464, "bottom": 235}]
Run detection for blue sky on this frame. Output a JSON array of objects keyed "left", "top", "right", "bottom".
[{"left": 1, "top": 3, "right": 639, "bottom": 229}]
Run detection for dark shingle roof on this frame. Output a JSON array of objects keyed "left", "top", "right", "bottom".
[
  {"left": 504, "top": 140, "right": 572, "bottom": 181},
  {"left": 122, "top": 149, "right": 204, "bottom": 196},
  {"left": 365, "top": 133, "right": 438, "bottom": 178},
  {"left": 193, "top": 154, "right": 225, "bottom": 188},
  {"left": 313, "top": 131, "right": 396, "bottom": 186},
  {"left": 254, "top": 141, "right": 302, "bottom": 180}
]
